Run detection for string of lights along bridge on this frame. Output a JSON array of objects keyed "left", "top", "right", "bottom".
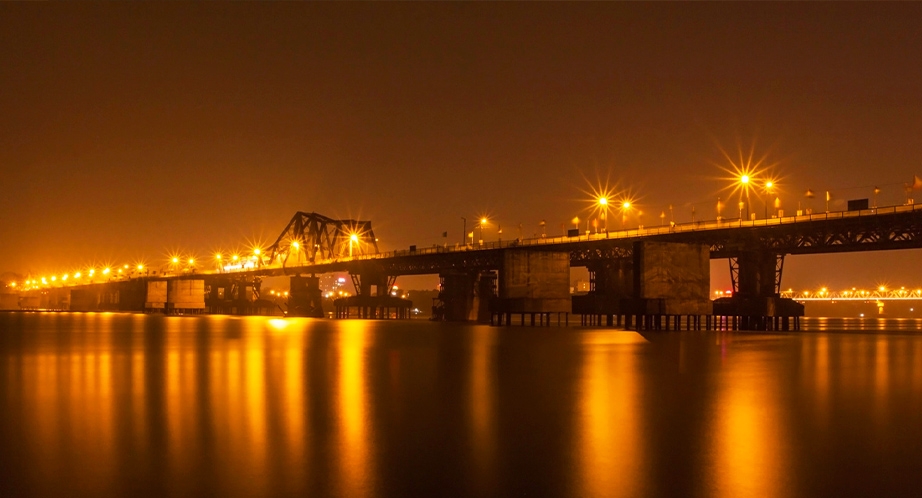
[
  {"left": 778, "top": 286, "right": 922, "bottom": 301},
  {"left": 6, "top": 168, "right": 922, "bottom": 294}
]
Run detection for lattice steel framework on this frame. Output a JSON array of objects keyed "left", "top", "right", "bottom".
[
  {"left": 267, "top": 212, "right": 379, "bottom": 267},
  {"left": 254, "top": 207, "right": 922, "bottom": 279}
]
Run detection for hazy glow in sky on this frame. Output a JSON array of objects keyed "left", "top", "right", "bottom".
[{"left": 3, "top": 3, "right": 922, "bottom": 289}]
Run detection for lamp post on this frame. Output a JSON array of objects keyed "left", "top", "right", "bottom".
[
  {"left": 461, "top": 217, "right": 466, "bottom": 245},
  {"left": 479, "top": 217, "right": 487, "bottom": 245},
  {"left": 620, "top": 201, "right": 631, "bottom": 230},
  {"left": 598, "top": 197, "right": 609, "bottom": 232},
  {"left": 763, "top": 180, "right": 774, "bottom": 219},
  {"left": 740, "top": 174, "right": 751, "bottom": 220}
]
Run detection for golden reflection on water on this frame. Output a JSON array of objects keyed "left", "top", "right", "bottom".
[
  {"left": 468, "top": 326, "right": 497, "bottom": 494},
  {"left": 712, "top": 344, "right": 788, "bottom": 498},
  {"left": 9, "top": 314, "right": 922, "bottom": 496},
  {"left": 337, "top": 320, "right": 373, "bottom": 498},
  {"left": 577, "top": 331, "right": 645, "bottom": 497}
]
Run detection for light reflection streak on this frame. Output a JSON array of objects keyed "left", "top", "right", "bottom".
[
  {"left": 577, "top": 335, "right": 643, "bottom": 497},
  {"left": 337, "top": 321, "right": 373, "bottom": 497},
  {"left": 244, "top": 334, "right": 268, "bottom": 473},
  {"left": 813, "top": 336, "right": 830, "bottom": 424},
  {"left": 874, "top": 337, "right": 891, "bottom": 424},
  {"left": 468, "top": 327, "right": 496, "bottom": 493},
  {"left": 713, "top": 351, "right": 786, "bottom": 498}
]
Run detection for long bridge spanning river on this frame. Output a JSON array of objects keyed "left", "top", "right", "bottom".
[{"left": 10, "top": 203, "right": 922, "bottom": 331}]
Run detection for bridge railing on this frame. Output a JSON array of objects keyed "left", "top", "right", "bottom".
[
  {"left": 346, "top": 202, "right": 922, "bottom": 262},
  {"left": 26, "top": 202, "right": 922, "bottom": 288}
]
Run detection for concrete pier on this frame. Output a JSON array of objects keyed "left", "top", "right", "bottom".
[{"left": 490, "top": 250, "right": 570, "bottom": 326}]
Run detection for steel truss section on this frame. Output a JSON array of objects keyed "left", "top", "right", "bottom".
[{"left": 267, "top": 212, "right": 379, "bottom": 267}]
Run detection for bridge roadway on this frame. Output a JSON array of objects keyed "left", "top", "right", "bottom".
[
  {"left": 235, "top": 203, "right": 922, "bottom": 278},
  {"left": 17, "top": 203, "right": 922, "bottom": 330}
]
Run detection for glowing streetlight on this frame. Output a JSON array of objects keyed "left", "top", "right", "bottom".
[
  {"left": 620, "top": 201, "right": 631, "bottom": 229},
  {"left": 739, "top": 174, "right": 753, "bottom": 219},
  {"left": 598, "top": 197, "right": 609, "bottom": 231},
  {"left": 762, "top": 179, "right": 777, "bottom": 218},
  {"left": 349, "top": 233, "right": 359, "bottom": 257},
  {"left": 478, "top": 217, "right": 488, "bottom": 243}
]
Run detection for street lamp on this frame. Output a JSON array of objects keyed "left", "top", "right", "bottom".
[
  {"left": 349, "top": 233, "right": 358, "bottom": 257},
  {"left": 478, "top": 217, "right": 487, "bottom": 244},
  {"left": 598, "top": 197, "right": 609, "bottom": 232},
  {"left": 763, "top": 180, "right": 775, "bottom": 218},
  {"left": 740, "top": 174, "right": 751, "bottom": 220},
  {"left": 620, "top": 201, "right": 631, "bottom": 229},
  {"left": 461, "top": 217, "right": 466, "bottom": 245}
]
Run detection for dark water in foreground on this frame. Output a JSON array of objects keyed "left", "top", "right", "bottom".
[{"left": 2, "top": 313, "right": 922, "bottom": 497}]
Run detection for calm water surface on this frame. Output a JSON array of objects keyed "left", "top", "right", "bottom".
[{"left": 2, "top": 312, "right": 922, "bottom": 497}]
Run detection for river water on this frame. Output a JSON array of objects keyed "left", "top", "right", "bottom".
[{"left": 1, "top": 312, "right": 922, "bottom": 497}]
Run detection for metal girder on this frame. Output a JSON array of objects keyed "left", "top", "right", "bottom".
[
  {"left": 569, "top": 243, "right": 633, "bottom": 266},
  {"left": 266, "top": 212, "right": 379, "bottom": 267},
  {"left": 254, "top": 207, "right": 922, "bottom": 279},
  {"left": 374, "top": 250, "right": 504, "bottom": 275}
]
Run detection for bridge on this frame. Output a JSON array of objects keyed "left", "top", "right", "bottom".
[{"left": 9, "top": 203, "right": 922, "bottom": 331}]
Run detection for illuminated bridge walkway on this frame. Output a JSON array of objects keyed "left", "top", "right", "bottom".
[
  {"left": 13, "top": 204, "right": 922, "bottom": 330},
  {"left": 781, "top": 288, "right": 922, "bottom": 301}
]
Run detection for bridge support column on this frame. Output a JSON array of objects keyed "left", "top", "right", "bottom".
[
  {"left": 715, "top": 251, "right": 803, "bottom": 330},
  {"left": 334, "top": 268, "right": 411, "bottom": 319},
  {"left": 433, "top": 271, "right": 493, "bottom": 322},
  {"left": 97, "top": 280, "right": 147, "bottom": 312},
  {"left": 491, "top": 250, "right": 570, "bottom": 326},
  {"left": 288, "top": 275, "right": 324, "bottom": 317},
  {"left": 166, "top": 279, "right": 205, "bottom": 314},
  {"left": 572, "top": 258, "right": 632, "bottom": 325},
  {"left": 202, "top": 275, "right": 274, "bottom": 315},
  {"left": 730, "top": 251, "right": 781, "bottom": 297}
]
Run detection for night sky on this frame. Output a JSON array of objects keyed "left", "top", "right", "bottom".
[{"left": 3, "top": 3, "right": 922, "bottom": 290}]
